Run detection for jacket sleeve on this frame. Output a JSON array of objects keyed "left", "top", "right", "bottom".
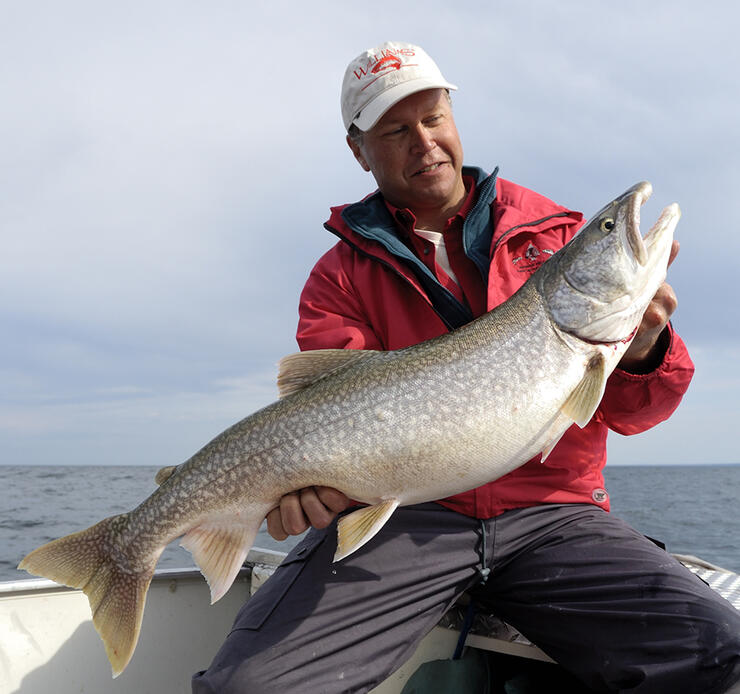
[
  {"left": 296, "top": 247, "right": 384, "bottom": 351},
  {"left": 595, "top": 323, "right": 695, "bottom": 435}
]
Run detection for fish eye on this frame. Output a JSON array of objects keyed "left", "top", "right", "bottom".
[{"left": 600, "top": 218, "right": 615, "bottom": 232}]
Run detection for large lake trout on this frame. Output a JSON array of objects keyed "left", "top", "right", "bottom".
[{"left": 20, "top": 182, "right": 680, "bottom": 676}]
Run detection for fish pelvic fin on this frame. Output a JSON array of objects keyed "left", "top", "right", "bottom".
[
  {"left": 561, "top": 353, "right": 608, "bottom": 427},
  {"left": 180, "top": 516, "right": 261, "bottom": 604},
  {"left": 277, "top": 348, "right": 378, "bottom": 398},
  {"left": 18, "top": 514, "right": 156, "bottom": 678},
  {"left": 334, "top": 499, "right": 399, "bottom": 562}
]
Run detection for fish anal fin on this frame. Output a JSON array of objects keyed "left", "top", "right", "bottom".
[
  {"left": 180, "top": 517, "right": 260, "bottom": 604},
  {"left": 277, "top": 349, "right": 378, "bottom": 398},
  {"left": 334, "top": 499, "right": 399, "bottom": 562},
  {"left": 561, "top": 353, "right": 608, "bottom": 428}
]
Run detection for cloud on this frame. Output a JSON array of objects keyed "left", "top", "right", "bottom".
[
  {"left": 1, "top": 1, "right": 738, "bottom": 466},
  {"left": 608, "top": 344, "right": 740, "bottom": 466},
  {"left": 0, "top": 369, "right": 279, "bottom": 466}
]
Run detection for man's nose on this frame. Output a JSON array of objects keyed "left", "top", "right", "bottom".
[{"left": 410, "top": 124, "right": 435, "bottom": 153}]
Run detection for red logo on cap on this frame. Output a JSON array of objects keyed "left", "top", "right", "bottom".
[
  {"left": 353, "top": 47, "right": 417, "bottom": 81},
  {"left": 371, "top": 55, "right": 402, "bottom": 74}
]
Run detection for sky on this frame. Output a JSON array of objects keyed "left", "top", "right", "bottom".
[{"left": 1, "top": 1, "right": 738, "bottom": 469}]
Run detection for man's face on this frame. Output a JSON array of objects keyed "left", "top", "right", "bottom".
[{"left": 347, "top": 89, "right": 465, "bottom": 219}]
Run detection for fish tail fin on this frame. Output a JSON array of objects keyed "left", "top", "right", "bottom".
[{"left": 18, "top": 514, "right": 157, "bottom": 677}]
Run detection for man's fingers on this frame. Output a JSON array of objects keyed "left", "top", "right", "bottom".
[
  {"left": 619, "top": 280, "right": 677, "bottom": 373},
  {"left": 299, "top": 487, "right": 337, "bottom": 529},
  {"left": 667, "top": 239, "right": 679, "bottom": 268},
  {"left": 279, "top": 491, "right": 310, "bottom": 536},
  {"left": 641, "top": 282, "right": 677, "bottom": 332},
  {"left": 315, "top": 486, "right": 351, "bottom": 513},
  {"left": 265, "top": 487, "right": 350, "bottom": 541},
  {"left": 266, "top": 506, "right": 289, "bottom": 541}
]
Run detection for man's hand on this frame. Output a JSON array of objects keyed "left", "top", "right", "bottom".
[
  {"left": 618, "top": 240, "right": 679, "bottom": 374},
  {"left": 266, "top": 487, "right": 351, "bottom": 541}
]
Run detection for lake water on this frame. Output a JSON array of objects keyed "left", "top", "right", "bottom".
[{"left": 1, "top": 463, "right": 738, "bottom": 582}]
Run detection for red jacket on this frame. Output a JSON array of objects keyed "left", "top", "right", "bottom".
[{"left": 297, "top": 167, "right": 695, "bottom": 518}]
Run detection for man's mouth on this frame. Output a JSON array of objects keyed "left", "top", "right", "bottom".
[{"left": 413, "top": 162, "right": 445, "bottom": 176}]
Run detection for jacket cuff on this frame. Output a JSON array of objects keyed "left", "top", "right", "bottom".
[{"left": 611, "top": 322, "right": 689, "bottom": 382}]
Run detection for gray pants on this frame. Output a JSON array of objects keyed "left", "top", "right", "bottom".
[{"left": 192, "top": 503, "right": 740, "bottom": 693}]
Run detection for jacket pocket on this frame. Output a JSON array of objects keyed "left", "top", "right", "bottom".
[{"left": 234, "top": 529, "right": 328, "bottom": 631}]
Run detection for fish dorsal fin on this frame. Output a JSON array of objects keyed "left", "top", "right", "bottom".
[
  {"left": 277, "top": 349, "right": 378, "bottom": 398},
  {"left": 180, "top": 517, "right": 261, "bottom": 604},
  {"left": 561, "top": 353, "right": 608, "bottom": 428},
  {"left": 154, "top": 465, "right": 178, "bottom": 486},
  {"left": 334, "top": 499, "right": 399, "bottom": 562}
]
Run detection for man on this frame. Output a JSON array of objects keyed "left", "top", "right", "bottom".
[{"left": 193, "top": 41, "right": 740, "bottom": 693}]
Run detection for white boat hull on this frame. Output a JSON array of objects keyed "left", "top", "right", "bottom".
[
  {"left": 2, "top": 548, "right": 736, "bottom": 694},
  {"left": 1, "top": 567, "right": 250, "bottom": 694}
]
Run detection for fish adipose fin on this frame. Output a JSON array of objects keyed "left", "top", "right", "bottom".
[
  {"left": 180, "top": 517, "right": 260, "bottom": 604},
  {"left": 561, "top": 353, "right": 608, "bottom": 428},
  {"left": 18, "top": 514, "right": 157, "bottom": 678},
  {"left": 277, "top": 349, "right": 378, "bottom": 398},
  {"left": 334, "top": 499, "right": 399, "bottom": 562}
]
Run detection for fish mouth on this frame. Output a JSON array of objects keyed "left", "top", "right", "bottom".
[
  {"left": 543, "top": 181, "right": 681, "bottom": 345},
  {"left": 625, "top": 181, "right": 652, "bottom": 266},
  {"left": 643, "top": 201, "right": 681, "bottom": 251},
  {"left": 624, "top": 182, "right": 681, "bottom": 267}
]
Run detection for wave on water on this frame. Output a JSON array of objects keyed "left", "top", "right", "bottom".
[
  {"left": 1, "top": 464, "right": 738, "bottom": 582},
  {"left": 33, "top": 470, "right": 68, "bottom": 480},
  {"left": 0, "top": 519, "right": 46, "bottom": 529}
]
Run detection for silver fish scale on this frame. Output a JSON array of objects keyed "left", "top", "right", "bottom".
[
  {"left": 117, "top": 278, "right": 596, "bottom": 566},
  {"left": 108, "top": 182, "right": 677, "bottom": 568}
]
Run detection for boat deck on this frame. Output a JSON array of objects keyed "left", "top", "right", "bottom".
[{"left": 1, "top": 548, "right": 737, "bottom": 694}]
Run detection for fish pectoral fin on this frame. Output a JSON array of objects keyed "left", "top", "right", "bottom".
[
  {"left": 334, "top": 499, "right": 400, "bottom": 562},
  {"left": 561, "top": 353, "right": 608, "bottom": 427},
  {"left": 180, "top": 518, "right": 260, "bottom": 604},
  {"left": 277, "top": 349, "right": 379, "bottom": 398}
]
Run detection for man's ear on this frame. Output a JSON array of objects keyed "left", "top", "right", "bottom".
[{"left": 346, "top": 135, "right": 371, "bottom": 172}]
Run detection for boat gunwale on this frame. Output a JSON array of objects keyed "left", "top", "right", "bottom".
[{"left": 0, "top": 545, "right": 288, "bottom": 595}]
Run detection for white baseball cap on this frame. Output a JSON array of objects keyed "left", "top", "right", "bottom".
[{"left": 341, "top": 41, "right": 457, "bottom": 132}]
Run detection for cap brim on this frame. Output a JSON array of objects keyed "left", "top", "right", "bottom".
[{"left": 352, "top": 78, "right": 458, "bottom": 132}]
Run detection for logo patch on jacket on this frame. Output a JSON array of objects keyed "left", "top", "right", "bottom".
[
  {"left": 512, "top": 242, "right": 555, "bottom": 273},
  {"left": 592, "top": 488, "right": 609, "bottom": 504}
]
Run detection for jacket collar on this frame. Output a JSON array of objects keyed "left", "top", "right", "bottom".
[
  {"left": 327, "top": 166, "right": 499, "bottom": 331},
  {"left": 340, "top": 166, "right": 498, "bottom": 278}
]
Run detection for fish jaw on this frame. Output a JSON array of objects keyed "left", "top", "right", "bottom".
[
  {"left": 622, "top": 181, "right": 652, "bottom": 266},
  {"left": 537, "top": 182, "right": 680, "bottom": 344},
  {"left": 644, "top": 201, "right": 681, "bottom": 253}
]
